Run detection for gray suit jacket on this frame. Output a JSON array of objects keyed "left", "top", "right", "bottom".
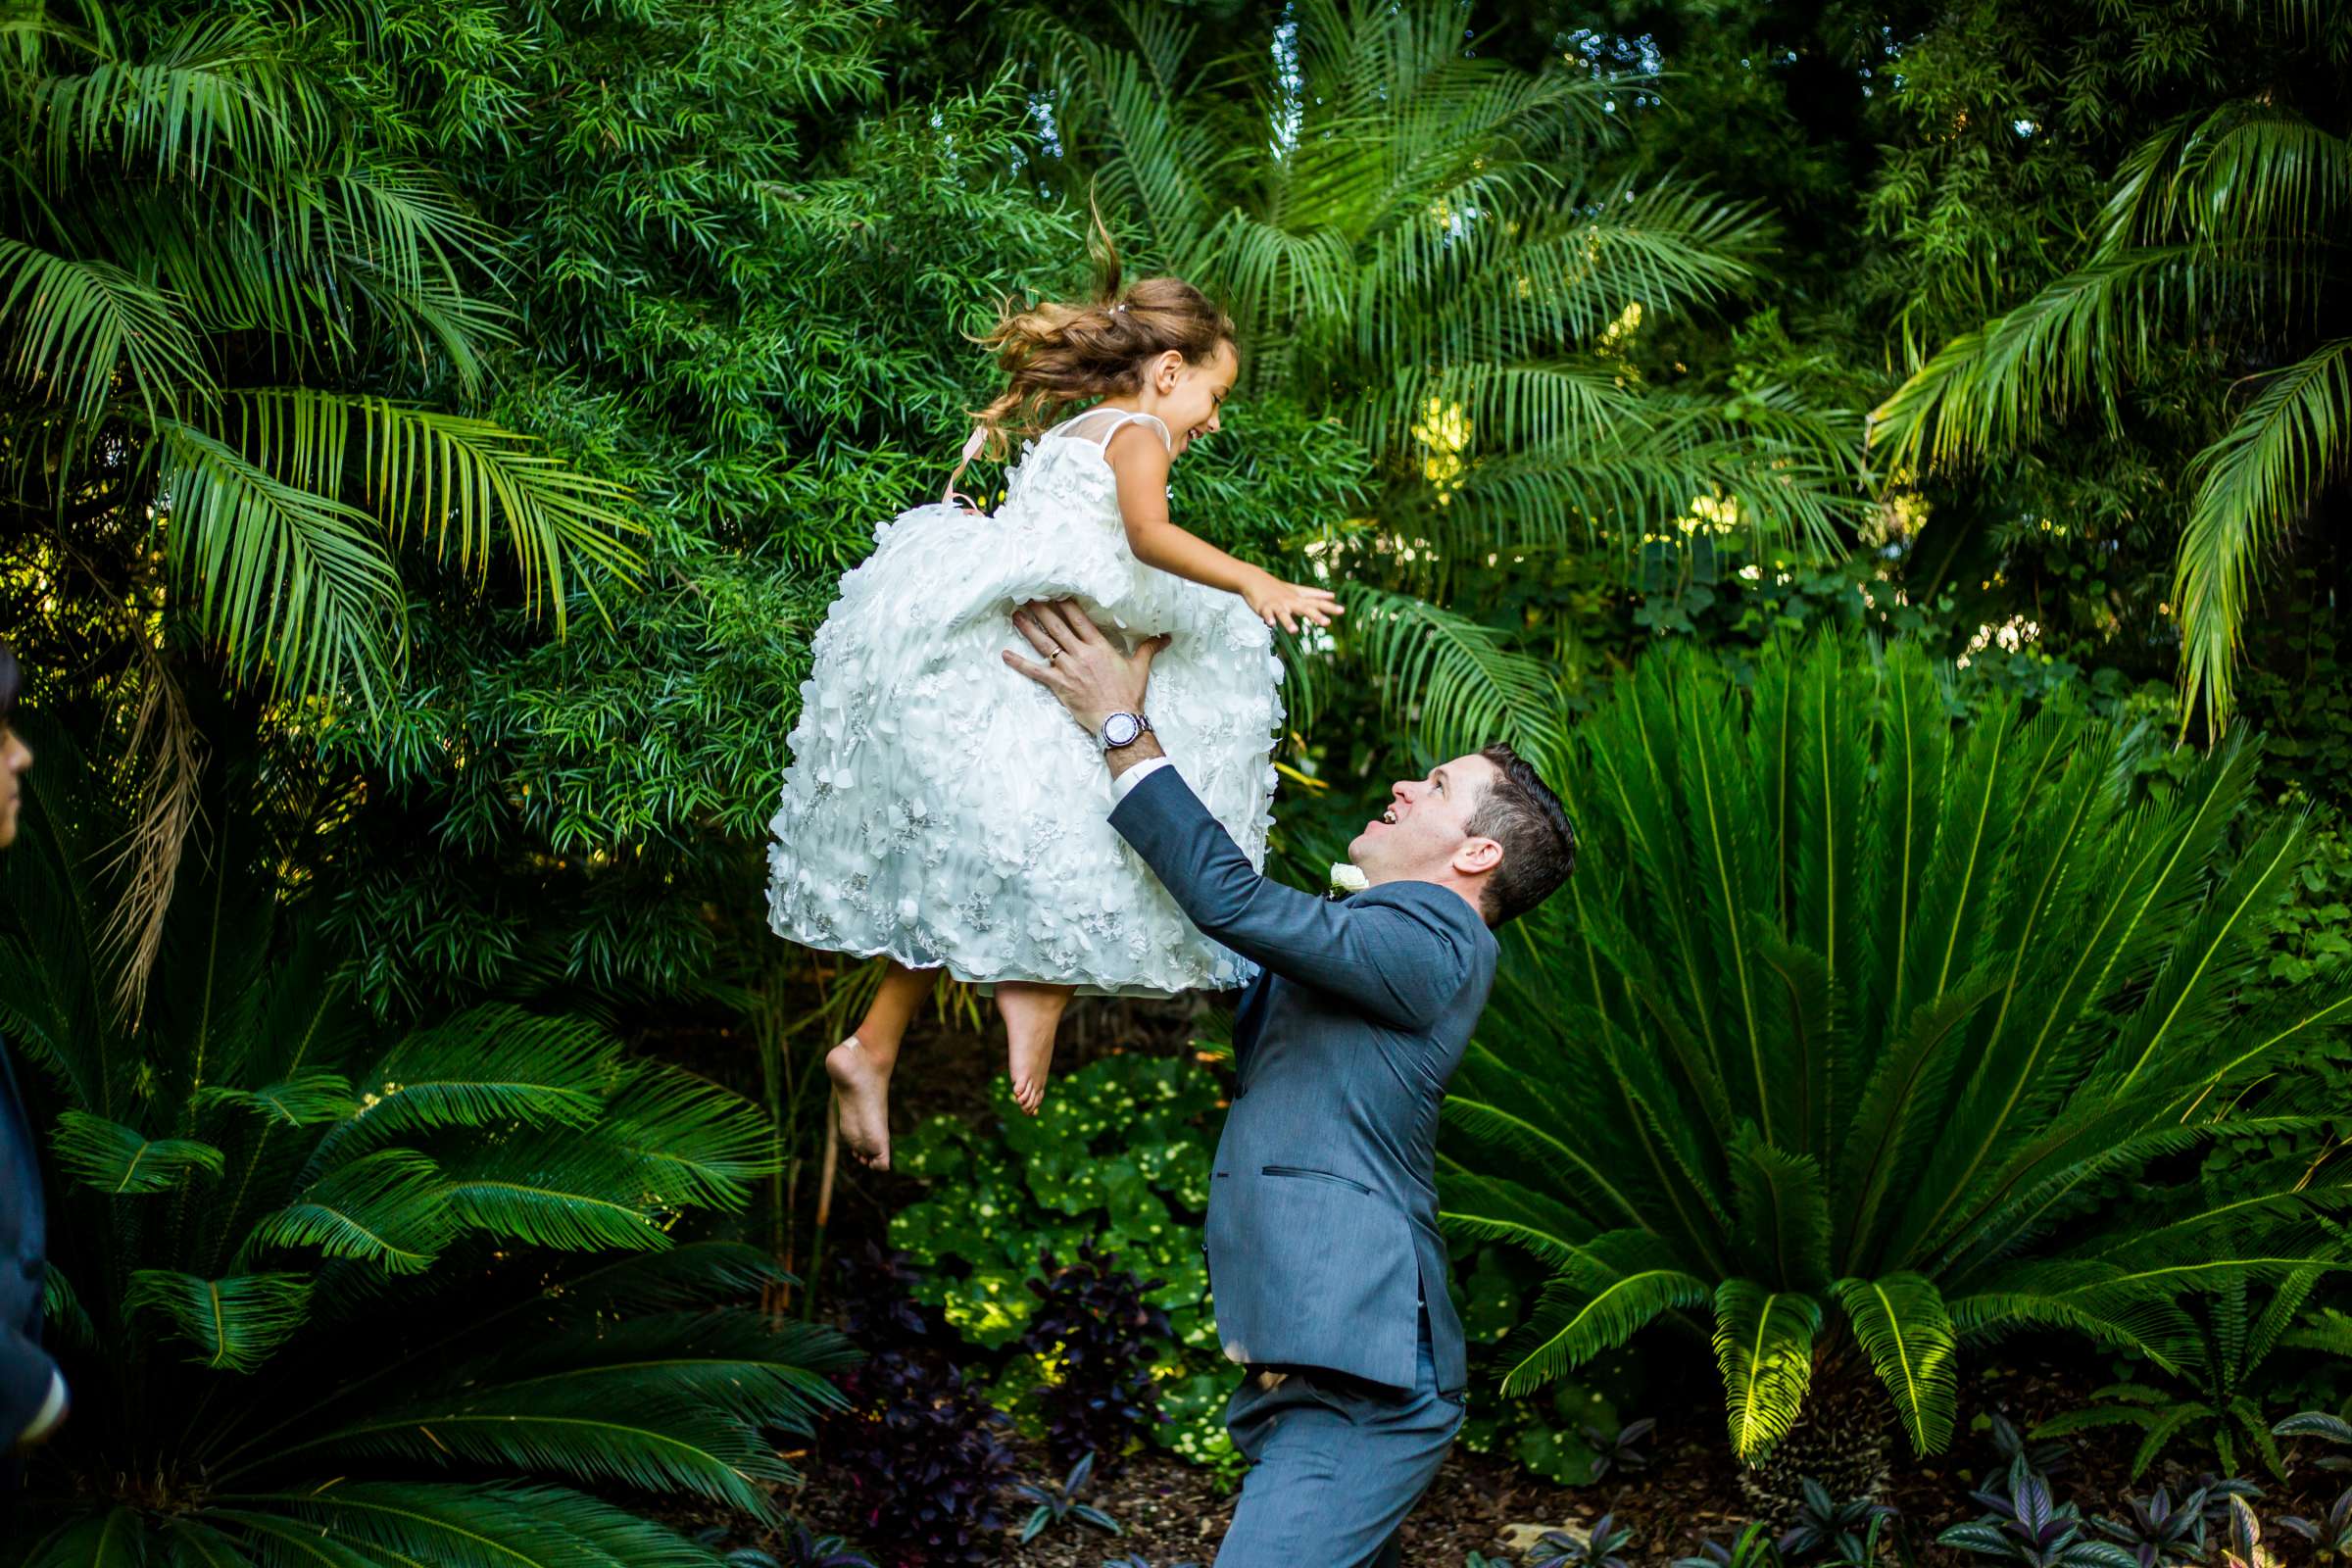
[{"left": 1109, "top": 766, "right": 1496, "bottom": 1395}]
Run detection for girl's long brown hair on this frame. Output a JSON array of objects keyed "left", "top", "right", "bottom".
[{"left": 969, "top": 213, "right": 1234, "bottom": 456}]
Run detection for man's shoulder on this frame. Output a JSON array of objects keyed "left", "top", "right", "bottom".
[
  {"left": 1354, "top": 876, "right": 1487, "bottom": 924},
  {"left": 1348, "top": 879, "right": 1499, "bottom": 959}
]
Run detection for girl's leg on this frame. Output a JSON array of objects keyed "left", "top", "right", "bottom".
[
  {"left": 827, "top": 959, "right": 930, "bottom": 1170},
  {"left": 997, "top": 981, "right": 1074, "bottom": 1116}
]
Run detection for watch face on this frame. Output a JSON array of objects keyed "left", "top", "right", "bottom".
[{"left": 1102, "top": 712, "right": 1142, "bottom": 747}]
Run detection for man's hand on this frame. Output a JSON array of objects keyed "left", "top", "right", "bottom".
[{"left": 1003, "top": 600, "right": 1170, "bottom": 738}]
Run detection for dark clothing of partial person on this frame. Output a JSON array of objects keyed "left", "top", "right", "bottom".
[
  {"left": 1, "top": 1034, "right": 53, "bottom": 1484},
  {"left": 1108, "top": 765, "right": 1498, "bottom": 1565}
]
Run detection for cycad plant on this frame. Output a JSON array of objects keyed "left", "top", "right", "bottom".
[
  {"left": 1440, "top": 632, "right": 2352, "bottom": 1514},
  {"left": 1032, "top": 0, "right": 1867, "bottom": 578},
  {"left": 2033, "top": 1265, "right": 2351, "bottom": 1481},
  {"left": 2, "top": 728, "right": 854, "bottom": 1565},
  {"left": 0, "top": 2, "right": 639, "bottom": 700},
  {"left": 1868, "top": 0, "right": 2351, "bottom": 735}
]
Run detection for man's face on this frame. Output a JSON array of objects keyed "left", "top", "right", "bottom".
[
  {"left": 1349, "top": 752, "right": 1500, "bottom": 883},
  {"left": 0, "top": 724, "right": 31, "bottom": 849}
]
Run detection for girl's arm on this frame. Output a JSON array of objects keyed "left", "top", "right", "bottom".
[{"left": 1107, "top": 423, "right": 1341, "bottom": 633}]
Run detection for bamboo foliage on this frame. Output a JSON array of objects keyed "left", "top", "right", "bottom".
[{"left": 1438, "top": 632, "right": 2352, "bottom": 1463}]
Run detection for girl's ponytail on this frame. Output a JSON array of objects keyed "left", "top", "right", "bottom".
[{"left": 969, "top": 210, "right": 1234, "bottom": 456}]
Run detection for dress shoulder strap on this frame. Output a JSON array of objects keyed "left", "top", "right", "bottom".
[{"left": 1054, "top": 406, "right": 1172, "bottom": 450}]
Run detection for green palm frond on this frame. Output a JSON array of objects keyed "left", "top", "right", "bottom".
[
  {"left": 1437, "top": 1167, "right": 1608, "bottom": 1271},
  {"left": 1498, "top": 1230, "right": 1712, "bottom": 1394},
  {"left": 228, "top": 390, "right": 643, "bottom": 629},
  {"left": 1729, "top": 1130, "right": 1831, "bottom": 1291},
  {"left": 2173, "top": 338, "right": 2352, "bottom": 734},
  {"left": 124, "top": 1270, "right": 312, "bottom": 1372},
  {"left": 274, "top": 1388, "right": 790, "bottom": 1519},
  {"left": 328, "top": 1004, "right": 616, "bottom": 1152},
  {"left": 2098, "top": 103, "right": 2352, "bottom": 262},
  {"left": 484, "top": 1310, "right": 855, "bottom": 1433},
  {"left": 594, "top": 1065, "right": 779, "bottom": 1211},
  {"left": 1339, "top": 583, "right": 1564, "bottom": 761},
  {"left": 51, "top": 1109, "right": 223, "bottom": 1194},
  {"left": 246, "top": 1147, "right": 451, "bottom": 1274},
  {"left": 145, "top": 409, "right": 405, "bottom": 701},
  {"left": 1869, "top": 247, "right": 2233, "bottom": 469},
  {"left": 228, "top": 1482, "right": 722, "bottom": 1568},
  {"left": 27, "top": 12, "right": 330, "bottom": 183},
  {"left": 1834, "top": 1272, "right": 1960, "bottom": 1456},
  {"left": 0, "top": 238, "right": 206, "bottom": 416},
  {"left": 193, "top": 1072, "right": 359, "bottom": 1128},
  {"left": 438, "top": 1131, "right": 674, "bottom": 1253},
  {"left": 1712, "top": 1278, "right": 1825, "bottom": 1460}
]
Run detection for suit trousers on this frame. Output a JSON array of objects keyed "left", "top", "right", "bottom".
[{"left": 1215, "top": 1309, "right": 1464, "bottom": 1566}]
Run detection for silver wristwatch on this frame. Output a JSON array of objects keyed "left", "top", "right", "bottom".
[{"left": 1099, "top": 711, "right": 1152, "bottom": 751}]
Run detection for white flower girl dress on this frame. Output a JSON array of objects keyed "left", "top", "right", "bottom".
[{"left": 765, "top": 406, "right": 1284, "bottom": 996}]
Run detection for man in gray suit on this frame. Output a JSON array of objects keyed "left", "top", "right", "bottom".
[{"left": 1005, "top": 601, "right": 1576, "bottom": 1567}]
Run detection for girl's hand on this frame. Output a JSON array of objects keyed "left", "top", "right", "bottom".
[{"left": 1241, "top": 568, "right": 1345, "bottom": 634}]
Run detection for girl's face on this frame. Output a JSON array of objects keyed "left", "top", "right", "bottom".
[{"left": 1148, "top": 340, "right": 1239, "bottom": 458}]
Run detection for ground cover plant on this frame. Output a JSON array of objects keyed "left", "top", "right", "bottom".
[{"left": 887, "top": 1053, "right": 1242, "bottom": 1477}]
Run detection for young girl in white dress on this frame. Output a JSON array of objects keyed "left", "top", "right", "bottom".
[{"left": 766, "top": 268, "right": 1339, "bottom": 1168}]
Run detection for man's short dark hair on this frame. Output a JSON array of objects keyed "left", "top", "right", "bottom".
[{"left": 1465, "top": 743, "right": 1575, "bottom": 925}]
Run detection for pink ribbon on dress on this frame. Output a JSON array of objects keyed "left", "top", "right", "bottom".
[{"left": 941, "top": 425, "right": 989, "bottom": 512}]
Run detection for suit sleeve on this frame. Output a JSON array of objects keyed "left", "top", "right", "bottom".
[{"left": 1108, "top": 765, "right": 1471, "bottom": 1031}]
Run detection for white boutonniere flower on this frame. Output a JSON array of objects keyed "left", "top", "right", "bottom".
[{"left": 1328, "top": 862, "right": 1368, "bottom": 898}]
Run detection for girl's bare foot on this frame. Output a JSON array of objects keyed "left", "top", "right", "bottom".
[
  {"left": 997, "top": 980, "right": 1072, "bottom": 1117},
  {"left": 827, "top": 1037, "right": 894, "bottom": 1168},
  {"left": 1007, "top": 1032, "right": 1055, "bottom": 1116}
]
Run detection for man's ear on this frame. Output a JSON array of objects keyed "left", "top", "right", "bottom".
[{"left": 1453, "top": 836, "right": 1502, "bottom": 877}]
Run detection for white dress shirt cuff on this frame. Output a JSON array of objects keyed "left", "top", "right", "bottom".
[
  {"left": 1110, "top": 756, "right": 1175, "bottom": 802},
  {"left": 19, "top": 1368, "right": 67, "bottom": 1446}
]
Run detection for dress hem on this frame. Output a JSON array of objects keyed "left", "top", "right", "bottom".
[{"left": 763, "top": 918, "right": 1243, "bottom": 1001}]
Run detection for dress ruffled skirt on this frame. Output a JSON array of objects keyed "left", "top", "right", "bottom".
[{"left": 765, "top": 494, "right": 1283, "bottom": 997}]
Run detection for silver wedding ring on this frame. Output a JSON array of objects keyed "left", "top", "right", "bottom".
[{"left": 1046, "top": 645, "right": 1064, "bottom": 662}]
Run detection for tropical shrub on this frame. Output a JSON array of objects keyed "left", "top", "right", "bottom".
[
  {"left": 2034, "top": 1265, "right": 2352, "bottom": 1480},
  {"left": 823, "top": 1244, "right": 1018, "bottom": 1566},
  {"left": 0, "top": 0, "right": 639, "bottom": 704},
  {"left": 1036, "top": 0, "right": 1869, "bottom": 570},
  {"left": 1867, "top": 0, "right": 2352, "bottom": 733},
  {"left": 1, "top": 730, "right": 854, "bottom": 1563},
  {"left": 888, "top": 1052, "right": 1243, "bottom": 1475},
  {"left": 1440, "top": 631, "right": 2352, "bottom": 1507},
  {"left": 1021, "top": 1242, "right": 1172, "bottom": 1477}
]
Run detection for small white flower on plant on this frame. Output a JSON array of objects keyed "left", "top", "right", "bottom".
[{"left": 1329, "top": 862, "right": 1368, "bottom": 895}]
